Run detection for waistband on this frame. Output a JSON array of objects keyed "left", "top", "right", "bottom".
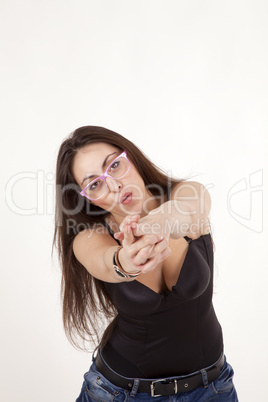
[{"left": 94, "top": 349, "right": 225, "bottom": 397}]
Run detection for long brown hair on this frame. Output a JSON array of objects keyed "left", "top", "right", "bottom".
[{"left": 52, "top": 126, "right": 192, "bottom": 351}]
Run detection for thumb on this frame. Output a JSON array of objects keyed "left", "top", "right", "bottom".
[
  {"left": 131, "top": 223, "right": 142, "bottom": 237},
  {"left": 114, "top": 232, "right": 124, "bottom": 241},
  {"left": 122, "top": 224, "right": 135, "bottom": 246}
]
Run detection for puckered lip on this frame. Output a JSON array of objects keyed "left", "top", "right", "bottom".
[{"left": 120, "top": 192, "right": 132, "bottom": 203}]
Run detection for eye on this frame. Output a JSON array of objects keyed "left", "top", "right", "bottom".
[
  {"left": 109, "top": 160, "right": 120, "bottom": 171},
  {"left": 89, "top": 180, "right": 101, "bottom": 191}
]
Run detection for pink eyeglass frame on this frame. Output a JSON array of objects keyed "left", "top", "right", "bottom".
[{"left": 79, "top": 151, "right": 130, "bottom": 201}]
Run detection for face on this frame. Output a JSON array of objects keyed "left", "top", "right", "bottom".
[{"left": 72, "top": 142, "right": 155, "bottom": 223}]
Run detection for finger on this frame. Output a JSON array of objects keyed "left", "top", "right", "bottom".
[
  {"left": 114, "top": 232, "right": 124, "bottom": 241},
  {"left": 132, "top": 214, "right": 140, "bottom": 223},
  {"left": 115, "top": 215, "right": 140, "bottom": 241},
  {"left": 132, "top": 237, "right": 168, "bottom": 265},
  {"left": 138, "top": 246, "right": 171, "bottom": 272},
  {"left": 131, "top": 223, "right": 143, "bottom": 237},
  {"left": 137, "top": 247, "right": 172, "bottom": 274},
  {"left": 144, "top": 237, "right": 169, "bottom": 259},
  {"left": 114, "top": 218, "right": 141, "bottom": 242},
  {"left": 122, "top": 223, "right": 135, "bottom": 246},
  {"left": 132, "top": 220, "right": 161, "bottom": 237},
  {"left": 132, "top": 244, "right": 155, "bottom": 265},
  {"left": 119, "top": 215, "right": 140, "bottom": 232},
  {"left": 131, "top": 234, "right": 163, "bottom": 255}
]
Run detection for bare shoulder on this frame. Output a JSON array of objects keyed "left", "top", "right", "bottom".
[
  {"left": 170, "top": 180, "right": 211, "bottom": 239},
  {"left": 171, "top": 180, "right": 209, "bottom": 199},
  {"left": 73, "top": 223, "right": 107, "bottom": 246},
  {"left": 73, "top": 223, "right": 117, "bottom": 256},
  {"left": 170, "top": 180, "right": 211, "bottom": 210}
]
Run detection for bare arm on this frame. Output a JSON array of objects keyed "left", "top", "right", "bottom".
[
  {"left": 131, "top": 181, "right": 211, "bottom": 240},
  {"left": 73, "top": 218, "right": 171, "bottom": 282},
  {"left": 73, "top": 225, "right": 128, "bottom": 283}
]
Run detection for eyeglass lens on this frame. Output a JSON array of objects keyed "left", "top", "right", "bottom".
[{"left": 84, "top": 156, "right": 130, "bottom": 199}]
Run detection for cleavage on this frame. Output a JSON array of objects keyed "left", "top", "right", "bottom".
[{"left": 135, "top": 236, "right": 191, "bottom": 294}]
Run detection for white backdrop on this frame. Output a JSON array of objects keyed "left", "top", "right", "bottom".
[{"left": 1, "top": 1, "right": 267, "bottom": 401}]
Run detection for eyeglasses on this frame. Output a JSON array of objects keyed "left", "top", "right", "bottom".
[{"left": 79, "top": 151, "right": 131, "bottom": 201}]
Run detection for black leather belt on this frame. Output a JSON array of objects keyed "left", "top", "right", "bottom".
[{"left": 95, "top": 350, "right": 225, "bottom": 397}]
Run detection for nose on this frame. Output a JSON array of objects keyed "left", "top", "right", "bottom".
[{"left": 105, "top": 176, "right": 122, "bottom": 192}]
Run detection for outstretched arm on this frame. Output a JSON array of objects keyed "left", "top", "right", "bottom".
[{"left": 115, "top": 181, "right": 211, "bottom": 241}]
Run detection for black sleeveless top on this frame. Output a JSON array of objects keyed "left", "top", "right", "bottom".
[{"left": 101, "top": 200, "right": 223, "bottom": 378}]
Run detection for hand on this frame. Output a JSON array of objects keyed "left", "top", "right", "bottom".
[
  {"left": 114, "top": 215, "right": 156, "bottom": 268},
  {"left": 114, "top": 215, "right": 140, "bottom": 243},
  {"left": 114, "top": 215, "right": 171, "bottom": 274},
  {"left": 114, "top": 210, "right": 171, "bottom": 241}
]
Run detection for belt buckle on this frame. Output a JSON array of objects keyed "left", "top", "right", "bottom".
[
  {"left": 92, "top": 345, "right": 100, "bottom": 361},
  {"left": 150, "top": 378, "right": 178, "bottom": 397}
]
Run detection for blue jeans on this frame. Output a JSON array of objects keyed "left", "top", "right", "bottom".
[{"left": 75, "top": 355, "right": 238, "bottom": 401}]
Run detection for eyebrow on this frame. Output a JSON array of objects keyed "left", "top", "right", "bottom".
[{"left": 80, "top": 152, "right": 117, "bottom": 186}]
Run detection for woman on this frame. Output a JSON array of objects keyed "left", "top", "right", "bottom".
[{"left": 53, "top": 126, "right": 238, "bottom": 401}]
